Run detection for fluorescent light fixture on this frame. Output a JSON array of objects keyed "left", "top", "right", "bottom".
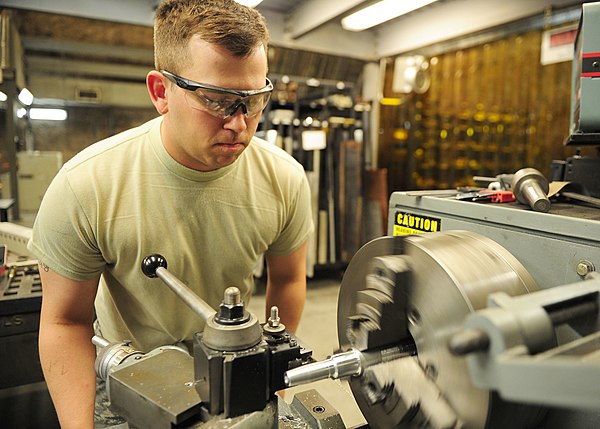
[
  {"left": 18, "top": 87, "right": 34, "bottom": 105},
  {"left": 342, "top": 0, "right": 439, "bottom": 31},
  {"left": 29, "top": 108, "right": 68, "bottom": 121},
  {"left": 234, "top": 0, "right": 263, "bottom": 7},
  {"left": 16, "top": 108, "right": 27, "bottom": 119},
  {"left": 0, "top": 91, "right": 7, "bottom": 102}
]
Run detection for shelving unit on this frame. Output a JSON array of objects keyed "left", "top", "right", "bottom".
[{"left": 257, "top": 76, "right": 372, "bottom": 277}]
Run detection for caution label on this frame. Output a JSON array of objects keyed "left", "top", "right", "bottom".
[{"left": 393, "top": 211, "right": 442, "bottom": 236}]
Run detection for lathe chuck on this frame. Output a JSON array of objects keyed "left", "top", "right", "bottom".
[{"left": 337, "top": 231, "right": 545, "bottom": 429}]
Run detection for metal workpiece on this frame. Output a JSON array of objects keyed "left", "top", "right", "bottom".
[
  {"left": 284, "top": 342, "right": 416, "bottom": 387},
  {"left": 512, "top": 168, "right": 551, "bottom": 212},
  {"left": 141, "top": 254, "right": 216, "bottom": 322},
  {"left": 284, "top": 349, "right": 361, "bottom": 387},
  {"left": 336, "top": 231, "right": 543, "bottom": 429}
]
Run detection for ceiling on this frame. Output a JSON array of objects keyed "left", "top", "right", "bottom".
[
  {"left": 1, "top": 0, "right": 586, "bottom": 59},
  {"left": 0, "top": 0, "right": 586, "bottom": 108}
]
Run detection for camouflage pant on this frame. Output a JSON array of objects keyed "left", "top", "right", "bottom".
[{"left": 95, "top": 378, "right": 129, "bottom": 428}]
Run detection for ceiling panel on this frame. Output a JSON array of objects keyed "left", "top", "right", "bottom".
[{"left": 2, "top": 0, "right": 587, "bottom": 59}]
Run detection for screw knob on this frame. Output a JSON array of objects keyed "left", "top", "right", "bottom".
[
  {"left": 264, "top": 305, "right": 286, "bottom": 334},
  {"left": 268, "top": 306, "right": 281, "bottom": 328},
  {"left": 141, "top": 254, "right": 167, "bottom": 278}
]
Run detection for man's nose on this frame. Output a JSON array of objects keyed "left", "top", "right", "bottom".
[{"left": 223, "top": 105, "right": 248, "bottom": 132}]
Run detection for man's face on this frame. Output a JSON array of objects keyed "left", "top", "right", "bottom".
[{"left": 161, "top": 36, "right": 269, "bottom": 172}]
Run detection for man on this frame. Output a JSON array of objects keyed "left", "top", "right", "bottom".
[{"left": 28, "top": 1, "right": 313, "bottom": 427}]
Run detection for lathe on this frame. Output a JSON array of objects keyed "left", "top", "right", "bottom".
[
  {"left": 90, "top": 3, "right": 600, "bottom": 427},
  {"left": 3, "top": 1, "right": 600, "bottom": 427},
  {"left": 286, "top": 200, "right": 600, "bottom": 429},
  {"left": 91, "top": 200, "right": 600, "bottom": 429},
  {"left": 3, "top": 193, "right": 600, "bottom": 428}
]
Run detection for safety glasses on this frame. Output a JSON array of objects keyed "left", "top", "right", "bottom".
[{"left": 160, "top": 70, "right": 273, "bottom": 119}]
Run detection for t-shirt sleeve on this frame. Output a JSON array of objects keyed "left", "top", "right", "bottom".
[
  {"left": 27, "top": 169, "right": 106, "bottom": 280},
  {"left": 266, "top": 171, "right": 314, "bottom": 256}
]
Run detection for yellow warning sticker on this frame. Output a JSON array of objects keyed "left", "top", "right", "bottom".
[{"left": 393, "top": 211, "right": 442, "bottom": 236}]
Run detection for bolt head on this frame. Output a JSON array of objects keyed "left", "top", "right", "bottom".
[
  {"left": 576, "top": 261, "right": 594, "bottom": 277},
  {"left": 215, "top": 302, "right": 249, "bottom": 325}
]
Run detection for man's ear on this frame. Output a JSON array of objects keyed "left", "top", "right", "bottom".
[{"left": 147, "top": 70, "right": 169, "bottom": 115}]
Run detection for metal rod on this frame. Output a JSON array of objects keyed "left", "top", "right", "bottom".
[
  {"left": 155, "top": 266, "right": 216, "bottom": 322},
  {"left": 92, "top": 335, "right": 111, "bottom": 348},
  {"left": 562, "top": 192, "right": 600, "bottom": 209},
  {"left": 548, "top": 300, "right": 599, "bottom": 326},
  {"left": 450, "top": 298, "right": 599, "bottom": 356},
  {"left": 284, "top": 342, "right": 416, "bottom": 387},
  {"left": 448, "top": 329, "right": 490, "bottom": 356}
]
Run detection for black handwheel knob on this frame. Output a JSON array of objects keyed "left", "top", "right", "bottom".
[{"left": 141, "top": 254, "right": 167, "bottom": 278}]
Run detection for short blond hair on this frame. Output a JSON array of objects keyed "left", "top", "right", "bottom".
[{"left": 154, "top": 0, "right": 269, "bottom": 73}]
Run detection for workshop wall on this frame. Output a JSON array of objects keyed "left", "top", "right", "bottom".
[
  {"left": 378, "top": 28, "right": 580, "bottom": 192},
  {"left": 30, "top": 106, "right": 156, "bottom": 161}
]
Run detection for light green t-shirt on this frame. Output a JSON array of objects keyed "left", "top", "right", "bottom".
[{"left": 28, "top": 117, "right": 313, "bottom": 351}]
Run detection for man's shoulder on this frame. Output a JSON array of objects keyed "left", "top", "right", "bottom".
[
  {"left": 246, "top": 137, "right": 305, "bottom": 175},
  {"left": 63, "top": 117, "right": 161, "bottom": 171}
]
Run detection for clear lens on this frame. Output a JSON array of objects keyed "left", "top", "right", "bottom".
[
  {"left": 184, "top": 89, "right": 271, "bottom": 118},
  {"left": 161, "top": 70, "right": 273, "bottom": 118},
  {"left": 245, "top": 92, "right": 272, "bottom": 114}
]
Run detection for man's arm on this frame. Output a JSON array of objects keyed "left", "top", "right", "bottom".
[
  {"left": 264, "top": 240, "right": 308, "bottom": 333},
  {"left": 38, "top": 263, "right": 100, "bottom": 429}
]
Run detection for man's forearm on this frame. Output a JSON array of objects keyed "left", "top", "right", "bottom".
[
  {"left": 265, "top": 242, "right": 309, "bottom": 334},
  {"left": 39, "top": 322, "right": 97, "bottom": 429},
  {"left": 266, "top": 278, "right": 306, "bottom": 333}
]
